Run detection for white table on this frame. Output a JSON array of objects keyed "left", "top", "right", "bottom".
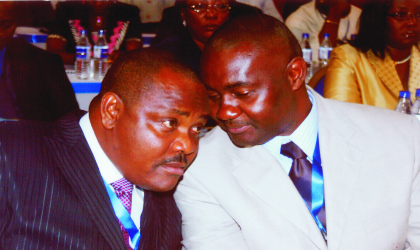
[{"left": 67, "top": 72, "right": 102, "bottom": 111}]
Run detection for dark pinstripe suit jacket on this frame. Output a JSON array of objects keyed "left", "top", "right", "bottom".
[{"left": 0, "top": 110, "right": 182, "bottom": 250}]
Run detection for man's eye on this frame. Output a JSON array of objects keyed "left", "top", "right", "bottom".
[
  {"left": 207, "top": 91, "right": 219, "bottom": 99},
  {"left": 163, "top": 120, "right": 177, "bottom": 129},
  {"left": 234, "top": 91, "right": 250, "bottom": 97},
  {"left": 191, "top": 125, "right": 203, "bottom": 134}
]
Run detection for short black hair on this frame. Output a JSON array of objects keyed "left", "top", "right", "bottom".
[
  {"left": 202, "top": 13, "right": 302, "bottom": 64},
  {"left": 350, "top": 0, "right": 393, "bottom": 59},
  {"left": 93, "top": 48, "right": 202, "bottom": 108}
]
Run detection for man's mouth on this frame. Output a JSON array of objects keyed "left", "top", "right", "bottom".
[
  {"left": 224, "top": 123, "right": 251, "bottom": 134},
  {"left": 161, "top": 162, "right": 186, "bottom": 176}
]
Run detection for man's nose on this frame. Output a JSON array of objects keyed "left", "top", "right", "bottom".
[
  {"left": 216, "top": 98, "right": 241, "bottom": 121},
  {"left": 171, "top": 131, "right": 196, "bottom": 156}
]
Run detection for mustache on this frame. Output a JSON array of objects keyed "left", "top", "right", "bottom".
[{"left": 160, "top": 153, "right": 188, "bottom": 165}]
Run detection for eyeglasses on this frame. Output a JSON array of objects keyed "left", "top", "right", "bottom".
[
  {"left": 387, "top": 12, "right": 420, "bottom": 21},
  {"left": 187, "top": 3, "right": 231, "bottom": 13}
]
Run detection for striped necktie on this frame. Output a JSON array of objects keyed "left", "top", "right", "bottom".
[{"left": 111, "top": 178, "right": 134, "bottom": 250}]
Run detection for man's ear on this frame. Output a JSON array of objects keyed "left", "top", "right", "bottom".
[
  {"left": 100, "top": 92, "right": 124, "bottom": 130},
  {"left": 286, "top": 57, "right": 307, "bottom": 91}
]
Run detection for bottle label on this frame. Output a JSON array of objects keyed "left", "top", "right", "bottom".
[
  {"left": 76, "top": 46, "right": 91, "bottom": 60},
  {"left": 319, "top": 47, "right": 332, "bottom": 60},
  {"left": 94, "top": 46, "right": 109, "bottom": 59},
  {"left": 302, "top": 48, "right": 312, "bottom": 62}
]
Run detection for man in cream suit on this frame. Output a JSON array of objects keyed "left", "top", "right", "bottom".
[{"left": 174, "top": 14, "right": 420, "bottom": 249}]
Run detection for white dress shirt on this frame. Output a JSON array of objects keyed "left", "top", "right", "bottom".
[
  {"left": 285, "top": 1, "right": 361, "bottom": 63},
  {"left": 263, "top": 91, "right": 318, "bottom": 174},
  {"left": 80, "top": 113, "right": 143, "bottom": 247}
]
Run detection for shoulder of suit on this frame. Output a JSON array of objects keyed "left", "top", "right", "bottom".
[
  {"left": 331, "top": 43, "right": 365, "bottom": 65},
  {"left": 285, "top": 1, "right": 315, "bottom": 24},
  {"left": 195, "top": 127, "right": 238, "bottom": 161},
  {"left": 0, "top": 120, "right": 53, "bottom": 144},
  {"left": 6, "top": 38, "right": 61, "bottom": 62},
  {"left": 321, "top": 96, "right": 415, "bottom": 130},
  {"left": 199, "top": 126, "right": 232, "bottom": 148}
]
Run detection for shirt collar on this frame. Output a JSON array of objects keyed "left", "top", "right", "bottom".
[
  {"left": 79, "top": 113, "right": 123, "bottom": 184},
  {"left": 264, "top": 91, "right": 318, "bottom": 161}
]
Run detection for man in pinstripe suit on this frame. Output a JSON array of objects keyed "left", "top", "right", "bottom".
[{"left": 0, "top": 49, "right": 209, "bottom": 249}]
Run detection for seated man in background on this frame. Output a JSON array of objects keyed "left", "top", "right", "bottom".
[
  {"left": 0, "top": 48, "right": 209, "bottom": 249},
  {"left": 285, "top": 0, "right": 361, "bottom": 63},
  {"left": 0, "top": 1, "right": 79, "bottom": 121},
  {"left": 175, "top": 14, "right": 420, "bottom": 249}
]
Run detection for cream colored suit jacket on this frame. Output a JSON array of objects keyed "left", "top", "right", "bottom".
[{"left": 175, "top": 89, "right": 420, "bottom": 250}]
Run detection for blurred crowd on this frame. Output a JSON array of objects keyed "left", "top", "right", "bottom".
[{"left": 1, "top": 0, "right": 420, "bottom": 120}]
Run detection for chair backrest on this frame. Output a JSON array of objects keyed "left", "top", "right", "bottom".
[{"left": 308, "top": 66, "right": 328, "bottom": 96}]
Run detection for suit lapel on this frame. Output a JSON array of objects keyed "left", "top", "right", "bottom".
[
  {"left": 231, "top": 144, "right": 327, "bottom": 249},
  {"left": 367, "top": 49, "right": 401, "bottom": 99},
  {"left": 313, "top": 90, "right": 364, "bottom": 249},
  {"left": 139, "top": 190, "right": 182, "bottom": 250},
  {"left": 408, "top": 46, "right": 420, "bottom": 100},
  {"left": 44, "top": 111, "right": 126, "bottom": 250}
]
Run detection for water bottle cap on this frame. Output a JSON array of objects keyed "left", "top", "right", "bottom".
[
  {"left": 399, "top": 90, "right": 411, "bottom": 98},
  {"left": 99, "top": 30, "right": 105, "bottom": 35},
  {"left": 323, "top": 33, "right": 330, "bottom": 38},
  {"left": 416, "top": 89, "right": 420, "bottom": 97},
  {"left": 302, "top": 33, "right": 309, "bottom": 39},
  {"left": 80, "top": 30, "right": 87, "bottom": 35}
]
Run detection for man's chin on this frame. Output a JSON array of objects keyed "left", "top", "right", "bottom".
[
  {"left": 228, "top": 133, "right": 255, "bottom": 148},
  {"left": 145, "top": 176, "right": 181, "bottom": 192}
]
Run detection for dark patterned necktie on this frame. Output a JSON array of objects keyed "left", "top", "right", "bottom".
[
  {"left": 281, "top": 141, "right": 326, "bottom": 229},
  {"left": 111, "top": 178, "right": 134, "bottom": 250}
]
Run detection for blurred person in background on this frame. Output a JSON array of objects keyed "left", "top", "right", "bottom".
[
  {"left": 118, "top": 0, "right": 176, "bottom": 32},
  {"left": 47, "top": 0, "right": 143, "bottom": 65},
  {"left": 285, "top": 0, "right": 361, "bottom": 63},
  {"left": 324, "top": 0, "right": 420, "bottom": 109},
  {"left": 0, "top": 1, "right": 78, "bottom": 122},
  {"left": 154, "top": 0, "right": 261, "bottom": 74}
]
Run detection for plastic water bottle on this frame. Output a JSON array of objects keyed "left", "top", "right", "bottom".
[
  {"left": 319, "top": 33, "right": 333, "bottom": 67},
  {"left": 93, "top": 30, "right": 109, "bottom": 79},
  {"left": 301, "top": 33, "right": 312, "bottom": 83},
  {"left": 412, "top": 89, "right": 420, "bottom": 121},
  {"left": 75, "top": 30, "right": 91, "bottom": 79},
  {"left": 395, "top": 91, "right": 412, "bottom": 114}
]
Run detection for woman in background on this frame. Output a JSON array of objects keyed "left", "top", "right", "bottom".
[
  {"left": 154, "top": 0, "right": 260, "bottom": 74},
  {"left": 324, "top": 0, "right": 420, "bottom": 109}
]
